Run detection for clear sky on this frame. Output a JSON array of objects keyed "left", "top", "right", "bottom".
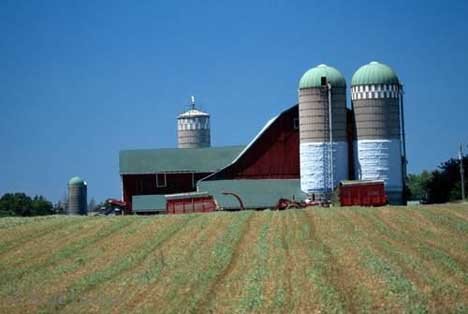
[{"left": 1, "top": 0, "right": 467, "bottom": 203}]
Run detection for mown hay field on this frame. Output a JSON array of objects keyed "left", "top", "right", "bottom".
[{"left": 0, "top": 205, "right": 467, "bottom": 313}]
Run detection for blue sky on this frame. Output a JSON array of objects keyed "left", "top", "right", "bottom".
[{"left": 1, "top": 0, "right": 467, "bottom": 203}]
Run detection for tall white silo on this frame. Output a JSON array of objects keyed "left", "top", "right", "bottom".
[
  {"left": 351, "top": 61, "right": 406, "bottom": 204},
  {"left": 298, "top": 64, "right": 349, "bottom": 199}
]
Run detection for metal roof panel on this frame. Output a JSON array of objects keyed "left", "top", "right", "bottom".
[
  {"left": 198, "top": 179, "right": 306, "bottom": 210},
  {"left": 120, "top": 145, "right": 244, "bottom": 174}
]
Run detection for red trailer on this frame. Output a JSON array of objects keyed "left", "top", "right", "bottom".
[
  {"left": 338, "top": 180, "right": 387, "bottom": 207},
  {"left": 166, "top": 192, "right": 217, "bottom": 214}
]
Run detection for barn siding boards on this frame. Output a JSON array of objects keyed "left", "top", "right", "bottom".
[
  {"left": 122, "top": 173, "right": 212, "bottom": 211},
  {"left": 120, "top": 146, "right": 244, "bottom": 212},
  {"left": 205, "top": 105, "right": 300, "bottom": 181}
]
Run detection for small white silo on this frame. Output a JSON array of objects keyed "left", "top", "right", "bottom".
[{"left": 177, "top": 96, "right": 211, "bottom": 148}]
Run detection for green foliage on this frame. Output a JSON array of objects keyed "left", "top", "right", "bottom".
[
  {"left": 425, "top": 157, "right": 468, "bottom": 203},
  {"left": 407, "top": 171, "right": 432, "bottom": 201},
  {"left": 0, "top": 193, "right": 53, "bottom": 216},
  {"left": 408, "top": 156, "right": 468, "bottom": 203}
]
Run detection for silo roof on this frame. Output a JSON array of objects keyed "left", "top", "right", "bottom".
[
  {"left": 351, "top": 61, "right": 399, "bottom": 86},
  {"left": 69, "top": 176, "right": 85, "bottom": 185},
  {"left": 299, "top": 64, "right": 346, "bottom": 89},
  {"left": 178, "top": 109, "right": 209, "bottom": 118}
]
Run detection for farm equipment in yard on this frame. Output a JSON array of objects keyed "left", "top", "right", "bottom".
[
  {"left": 276, "top": 198, "right": 335, "bottom": 209},
  {"left": 96, "top": 199, "right": 128, "bottom": 215},
  {"left": 276, "top": 198, "right": 307, "bottom": 210},
  {"left": 338, "top": 180, "right": 387, "bottom": 207}
]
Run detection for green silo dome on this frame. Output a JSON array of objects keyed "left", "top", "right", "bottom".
[
  {"left": 299, "top": 64, "right": 346, "bottom": 89},
  {"left": 69, "top": 176, "right": 85, "bottom": 185},
  {"left": 351, "top": 61, "right": 399, "bottom": 86}
]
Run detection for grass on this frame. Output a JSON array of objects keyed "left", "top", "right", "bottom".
[{"left": 0, "top": 204, "right": 467, "bottom": 313}]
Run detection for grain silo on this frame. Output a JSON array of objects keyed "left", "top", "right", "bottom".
[
  {"left": 68, "top": 176, "right": 87, "bottom": 215},
  {"left": 177, "top": 96, "right": 211, "bottom": 148},
  {"left": 351, "top": 61, "right": 406, "bottom": 204},
  {"left": 298, "top": 64, "right": 349, "bottom": 199}
]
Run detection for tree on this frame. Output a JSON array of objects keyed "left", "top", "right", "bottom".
[
  {"left": 425, "top": 156, "right": 468, "bottom": 203},
  {"left": 31, "top": 195, "right": 54, "bottom": 216},
  {"left": 0, "top": 193, "right": 53, "bottom": 216},
  {"left": 0, "top": 193, "right": 33, "bottom": 216},
  {"left": 407, "top": 170, "right": 432, "bottom": 201}
]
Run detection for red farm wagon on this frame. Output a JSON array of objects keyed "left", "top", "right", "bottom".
[
  {"left": 338, "top": 180, "right": 387, "bottom": 207},
  {"left": 165, "top": 192, "right": 217, "bottom": 214}
]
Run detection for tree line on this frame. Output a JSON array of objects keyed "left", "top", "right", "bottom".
[
  {"left": 407, "top": 156, "right": 468, "bottom": 203},
  {"left": 0, "top": 193, "right": 101, "bottom": 217},
  {"left": 0, "top": 193, "right": 56, "bottom": 217}
]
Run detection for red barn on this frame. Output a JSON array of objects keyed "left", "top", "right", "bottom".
[
  {"left": 119, "top": 146, "right": 243, "bottom": 213},
  {"left": 119, "top": 104, "right": 306, "bottom": 213},
  {"left": 198, "top": 105, "right": 306, "bottom": 210}
]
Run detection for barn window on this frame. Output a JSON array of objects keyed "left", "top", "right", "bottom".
[
  {"left": 156, "top": 173, "right": 167, "bottom": 188},
  {"left": 138, "top": 180, "right": 144, "bottom": 193},
  {"left": 293, "top": 118, "right": 299, "bottom": 130}
]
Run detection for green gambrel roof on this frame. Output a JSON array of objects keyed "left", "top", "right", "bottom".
[
  {"left": 299, "top": 64, "right": 346, "bottom": 89},
  {"left": 198, "top": 179, "right": 306, "bottom": 210},
  {"left": 119, "top": 146, "right": 244, "bottom": 174},
  {"left": 132, "top": 195, "right": 166, "bottom": 212},
  {"left": 351, "top": 61, "right": 399, "bottom": 86}
]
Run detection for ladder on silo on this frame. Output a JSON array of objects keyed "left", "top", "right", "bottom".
[{"left": 323, "top": 83, "right": 334, "bottom": 201}]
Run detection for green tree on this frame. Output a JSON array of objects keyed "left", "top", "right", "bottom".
[
  {"left": 31, "top": 195, "right": 54, "bottom": 216},
  {"left": 407, "top": 171, "right": 432, "bottom": 201},
  {"left": 0, "top": 193, "right": 53, "bottom": 216},
  {"left": 425, "top": 156, "right": 468, "bottom": 203}
]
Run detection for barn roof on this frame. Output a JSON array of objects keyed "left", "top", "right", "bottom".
[
  {"left": 119, "top": 145, "right": 244, "bottom": 174},
  {"left": 198, "top": 179, "right": 306, "bottom": 210},
  {"left": 201, "top": 104, "right": 298, "bottom": 181}
]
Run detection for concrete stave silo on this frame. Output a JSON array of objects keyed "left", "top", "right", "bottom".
[
  {"left": 177, "top": 97, "right": 211, "bottom": 148},
  {"left": 68, "top": 176, "right": 87, "bottom": 215},
  {"left": 351, "top": 61, "right": 406, "bottom": 204},
  {"left": 298, "top": 64, "right": 349, "bottom": 199}
]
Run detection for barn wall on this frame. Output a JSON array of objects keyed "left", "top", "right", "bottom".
[
  {"left": 208, "top": 105, "right": 299, "bottom": 180},
  {"left": 122, "top": 172, "right": 211, "bottom": 211}
]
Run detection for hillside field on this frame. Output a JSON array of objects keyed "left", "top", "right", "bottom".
[{"left": 0, "top": 205, "right": 467, "bottom": 313}]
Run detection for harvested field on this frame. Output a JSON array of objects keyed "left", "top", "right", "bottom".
[{"left": 0, "top": 205, "right": 467, "bottom": 313}]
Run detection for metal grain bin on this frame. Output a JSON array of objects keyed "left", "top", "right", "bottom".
[
  {"left": 351, "top": 61, "right": 406, "bottom": 204},
  {"left": 298, "top": 64, "right": 349, "bottom": 199},
  {"left": 68, "top": 176, "right": 87, "bottom": 215}
]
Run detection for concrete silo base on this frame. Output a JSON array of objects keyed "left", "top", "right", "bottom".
[{"left": 300, "top": 141, "right": 348, "bottom": 194}]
